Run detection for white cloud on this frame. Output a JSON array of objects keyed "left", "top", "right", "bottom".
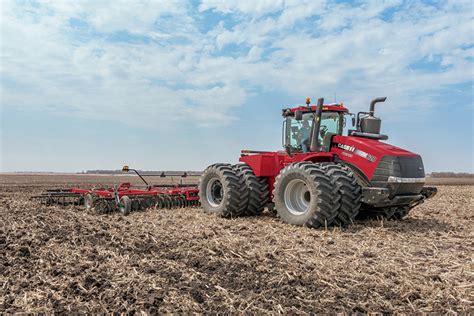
[
  {"left": 199, "top": 0, "right": 284, "bottom": 15},
  {"left": 1, "top": 0, "right": 472, "bottom": 131},
  {"left": 247, "top": 45, "right": 263, "bottom": 61},
  {"left": 277, "top": 0, "right": 326, "bottom": 27}
]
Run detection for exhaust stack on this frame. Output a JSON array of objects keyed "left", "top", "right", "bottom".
[
  {"left": 309, "top": 97, "right": 324, "bottom": 152},
  {"left": 369, "top": 97, "right": 387, "bottom": 116}
]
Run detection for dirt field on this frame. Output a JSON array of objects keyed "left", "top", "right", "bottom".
[
  {"left": 426, "top": 177, "right": 474, "bottom": 186},
  {"left": 1, "top": 174, "right": 473, "bottom": 313}
]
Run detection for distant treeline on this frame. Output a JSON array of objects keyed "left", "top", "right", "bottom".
[
  {"left": 81, "top": 170, "right": 202, "bottom": 176},
  {"left": 428, "top": 172, "right": 473, "bottom": 178}
]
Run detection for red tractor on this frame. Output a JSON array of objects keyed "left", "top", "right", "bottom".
[{"left": 199, "top": 97, "right": 437, "bottom": 228}]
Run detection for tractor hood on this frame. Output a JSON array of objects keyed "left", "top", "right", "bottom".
[{"left": 330, "top": 135, "right": 424, "bottom": 182}]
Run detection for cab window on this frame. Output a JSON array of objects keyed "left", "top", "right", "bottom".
[{"left": 285, "top": 112, "right": 342, "bottom": 152}]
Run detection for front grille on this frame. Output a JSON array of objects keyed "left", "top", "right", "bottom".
[
  {"left": 398, "top": 156, "right": 425, "bottom": 178},
  {"left": 371, "top": 155, "right": 425, "bottom": 197}
]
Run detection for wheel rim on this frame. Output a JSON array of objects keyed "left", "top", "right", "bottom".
[
  {"left": 284, "top": 179, "right": 311, "bottom": 215},
  {"left": 206, "top": 178, "right": 223, "bottom": 207}
]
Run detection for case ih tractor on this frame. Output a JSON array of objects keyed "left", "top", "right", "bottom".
[{"left": 199, "top": 97, "right": 437, "bottom": 228}]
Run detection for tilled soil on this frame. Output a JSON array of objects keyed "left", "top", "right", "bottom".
[{"left": 0, "top": 176, "right": 473, "bottom": 313}]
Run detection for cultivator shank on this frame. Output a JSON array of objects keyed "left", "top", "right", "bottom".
[{"left": 32, "top": 189, "right": 85, "bottom": 206}]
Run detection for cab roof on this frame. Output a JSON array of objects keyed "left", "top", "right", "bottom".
[{"left": 282, "top": 103, "right": 349, "bottom": 117}]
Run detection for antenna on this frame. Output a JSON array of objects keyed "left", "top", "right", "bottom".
[{"left": 334, "top": 92, "right": 337, "bottom": 103}]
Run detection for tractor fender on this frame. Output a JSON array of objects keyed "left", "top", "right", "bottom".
[
  {"left": 297, "top": 153, "right": 333, "bottom": 164},
  {"left": 333, "top": 159, "right": 371, "bottom": 187}
]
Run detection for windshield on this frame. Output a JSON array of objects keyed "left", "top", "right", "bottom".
[{"left": 284, "top": 111, "right": 343, "bottom": 152}]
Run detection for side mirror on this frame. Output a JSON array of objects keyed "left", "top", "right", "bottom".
[{"left": 295, "top": 110, "right": 303, "bottom": 121}]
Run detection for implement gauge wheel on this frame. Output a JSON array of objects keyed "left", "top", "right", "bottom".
[
  {"left": 84, "top": 193, "right": 94, "bottom": 210},
  {"left": 199, "top": 163, "right": 248, "bottom": 217},
  {"left": 273, "top": 162, "right": 340, "bottom": 228},
  {"left": 119, "top": 196, "right": 131, "bottom": 215}
]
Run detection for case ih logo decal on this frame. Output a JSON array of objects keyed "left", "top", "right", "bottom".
[
  {"left": 337, "top": 143, "right": 355, "bottom": 152},
  {"left": 336, "top": 143, "right": 377, "bottom": 162}
]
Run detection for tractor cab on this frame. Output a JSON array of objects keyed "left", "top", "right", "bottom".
[{"left": 282, "top": 98, "right": 350, "bottom": 153}]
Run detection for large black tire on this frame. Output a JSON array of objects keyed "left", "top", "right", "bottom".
[
  {"left": 199, "top": 164, "right": 248, "bottom": 218},
  {"left": 273, "top": 162, "right": 340, "bottom": 228},
  {"left": 234, "top": 163, "right": 269, "bottom": 216},
  {"left": 321, "top": 163, "right": 362, "bottom": 226}
]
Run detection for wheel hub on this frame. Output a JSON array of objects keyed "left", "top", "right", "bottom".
[
  {"left": 284, "top": 179, "right": 311, "bottom": 215},
  {"left": 206, "top": 178, "right": 223, "bottom": 207}
]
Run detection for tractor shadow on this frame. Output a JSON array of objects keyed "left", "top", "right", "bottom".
[
  {"left": 348, "top": 217, "right": 458, "bottom": 234},
  {"left": 259, "top": 210, "right": 457, "bottom": 234}
]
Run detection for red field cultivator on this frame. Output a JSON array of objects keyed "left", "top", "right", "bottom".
[{"left": 32, "top": 166, "right": 200, "bottom": 215}]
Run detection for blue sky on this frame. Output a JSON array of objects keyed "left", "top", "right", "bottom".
[{"left": 1, "top": 0, "right": 473, "bottom": 173}]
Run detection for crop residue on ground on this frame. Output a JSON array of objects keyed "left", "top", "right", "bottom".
[{"left": 0, "top": 175, "right": 472, "bottom": 313}]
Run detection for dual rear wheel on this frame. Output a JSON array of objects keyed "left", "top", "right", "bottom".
[
  {"left": 199, "top": 163, "right": 268, "bottom": 218},
  {"left": 273, "top": 162, "right": 361, "bottom": 228},
  {"left": 199, "top": 162, "right": 361, "bottom": 228}
]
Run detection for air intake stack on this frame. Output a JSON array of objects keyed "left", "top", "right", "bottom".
[{"left": 360, "top": 97, "right": 386, "bottom": 135}]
